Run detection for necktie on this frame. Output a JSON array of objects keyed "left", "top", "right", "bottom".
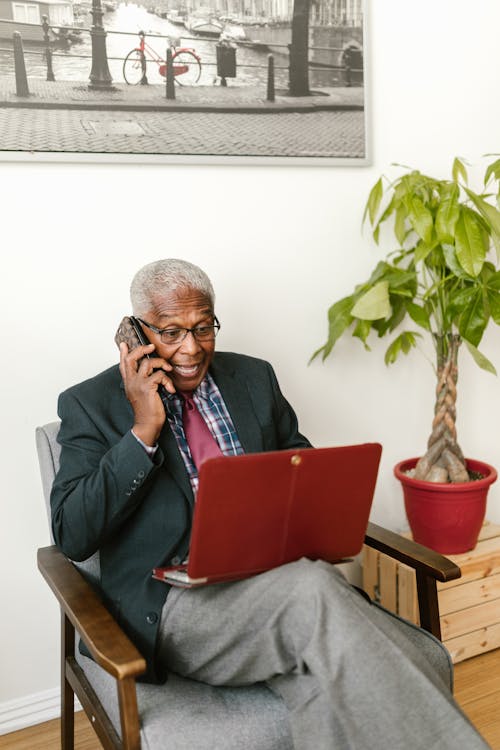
[{"left": 180, "top": 391, "right": 223, "bottom": 469}]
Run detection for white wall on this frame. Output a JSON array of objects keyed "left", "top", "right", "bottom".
[{"left": 2, "top": 0, "right": 500, "bottom": 721}]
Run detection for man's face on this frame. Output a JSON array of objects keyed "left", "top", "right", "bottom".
[{"left": 140, "top": 287, "right": 216, "bottom": 392}]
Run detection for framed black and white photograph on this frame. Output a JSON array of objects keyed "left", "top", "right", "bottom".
[{"left": 0, "top": 0, "right": 368, "bottom": 164}]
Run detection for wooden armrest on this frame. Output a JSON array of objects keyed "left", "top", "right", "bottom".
[
  {"left": 364, "top": 523, "right": 461, "bottom": 639},
  {"left": 364, "top": 522, "right": 461, "bottom": 583},
  {"left": 38, "top": 545, "right": 146, "bottom": 681}
]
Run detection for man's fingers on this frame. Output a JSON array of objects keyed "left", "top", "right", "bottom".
[
  {"left": 119, "top": 342, "right": 174, "bottom": 395},
  {"left": 150, "top": 370, "right": 176, "bottom": 394},
  {"left": 127, "top": 343, "right": 155, "bottom": 364},
  {"left": 137, "top": 356, "right": 173, "bottom": 378}
]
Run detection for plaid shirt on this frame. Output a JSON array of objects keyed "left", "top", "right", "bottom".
[{"left": 166, "top": 372, "right": 244, "bottom": 492}]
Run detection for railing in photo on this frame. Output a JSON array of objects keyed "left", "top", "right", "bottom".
[{"left": 1, "top": 14, "right": 363, "bottom": 103}]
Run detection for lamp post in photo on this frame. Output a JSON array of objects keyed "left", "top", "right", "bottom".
[{"left": 88, "top": 0, "right": 113, "bottom": 90}]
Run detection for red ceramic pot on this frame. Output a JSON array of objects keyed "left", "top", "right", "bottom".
[{"left": 394, "top": 458, "right": 497, "bottom": 554}]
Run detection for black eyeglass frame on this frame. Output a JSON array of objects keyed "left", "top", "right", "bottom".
[{"left": 136, "top": 315, "right": 221, "bottom": 344}]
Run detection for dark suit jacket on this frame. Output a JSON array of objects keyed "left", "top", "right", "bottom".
[{"left": 51, "top": 351, "right": 311, "bottom": 682}]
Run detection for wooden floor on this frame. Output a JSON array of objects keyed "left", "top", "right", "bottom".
[
  {"left": 2, "top": 649, "right": 500, "bottom": 749},
  {"left": 453, "top": 648, "right": 500, "bottom": 749}
]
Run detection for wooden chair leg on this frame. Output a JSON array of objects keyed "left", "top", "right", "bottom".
[
  {"left": 61, "top": 610, "right": 75, "bottom": 750},
  {"left": 117, "top": 677, "right": 142, "bottom": 750},
  {"left": 416, "top": 571, "right": 441, "bottom": 639}
]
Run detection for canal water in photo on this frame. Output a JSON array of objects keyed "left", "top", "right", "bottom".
[
  {"left": 0, "top": 3, "right": 359, "bottom": 89},
  {"left": 0, "top": 3, "right": 290, "bottom": 87}
]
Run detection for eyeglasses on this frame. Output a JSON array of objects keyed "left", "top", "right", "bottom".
[{"left": 136, "top": 316, "right": 221, "bottom": 345}]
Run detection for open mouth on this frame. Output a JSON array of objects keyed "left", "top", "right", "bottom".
[{"left": 172, "top": 363, "right": 201, "bottom": 378}]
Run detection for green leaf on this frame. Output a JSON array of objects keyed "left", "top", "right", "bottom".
[
  {"left": 455, "top": 208, "right": 486, "bottom": 277},
  {"left": 484, "top": 158, "right": 500, "bottom": 187},
  {"left": 387, "top": 297, "right": 407, "bottom": 332},
  {"left": 325, "top": 296, "right": 355, "bottom": 348},
  {"left": 414, "top": 240, "right": 434, "bottom": 265},
  {"left": 406, "top": 301, "right": 431, "bottom": 330},
  {"left": 405, "top": 194, "right": 434, "bottom": 245},
  {"left": 364, "top": 178, "right": 384, "bottom": 228},
  {"left": 382, "top": 264, "right": 418, "bottom": 294},
  {"left": 435, "top": 182, "right": 460, "bottom": 243},
  {"left": 458, "top": 287, "right": 488, "bottom": 346},
  {"left": 364, "top": 260, "right": 391, "bottom": 287},
  {"left": 464, "top": 186, "right": 500, "bottom": 258},
  {"left": 384, "top": 337, "right": 401, "bottom": 365},
  {"left": 351, "top": 281, "right": 391, "bottom": 320},
  {"left": 352, "top": 319, "right": 372, "bottom": 349},
  {"left": 384, "top": 331, "right": 421, "bottom": 365},
  {"left": 452, "top": 157, "right": 468, "bottom": 185},
  {"left": 394, "top": 203, "right": 407, "bottom": 245},
  {"left": 442, "top": 242, "right": 470, "bottom": 278},
  {"left": 310, "top": 296, "right": 354, "bottom": 362},
  {"left": 484, "top": 270, "right": 500, "bottom": 324},
  {"left": 375, "top": 194, "right": 396, "bottom": 227},
  {"left": 464, "top": 340, "right": 497, "bottom": 375}
]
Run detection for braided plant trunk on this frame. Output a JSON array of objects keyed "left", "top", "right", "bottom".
[{"left": 414, "top": 334, "right": 470, "bottom": 483}]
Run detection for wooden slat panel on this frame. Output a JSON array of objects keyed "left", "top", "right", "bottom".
[
  {"left": 378, "top": 554, "right": 397, "bottom": 611},
  {"left": 441, "top": 599, "right": 500, "bottom": 640},
  {"left": 362, "top": 545, "right": 379, "bottom": 600},
  {"left": 397, "top": 562, "right": 419, "bottom": 625},
  {"left": 445, "top": 622, "right": 500, "bottom": 664},
  {"left": 439, "top": 575, "right": 500, "bottom": 615}
]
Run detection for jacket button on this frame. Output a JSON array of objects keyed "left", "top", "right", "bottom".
[
  {"left": 138, "top": 470, "right": 145, "bottom": 478},
  {"left": 171, "top": 555, "right": 181, "bottom": 565},
  {"left": 146, "top": 612, "right": 158, "bottom": 625}
]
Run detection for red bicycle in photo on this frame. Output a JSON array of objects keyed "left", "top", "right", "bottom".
[{"left": 123, "top": 30, "right": 202, "bottom": 86}]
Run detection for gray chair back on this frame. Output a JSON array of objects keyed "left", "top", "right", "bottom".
[
  {"left": 36, "top": 422, "right": 100, "bottom": 585},
  {"left": 35, "top": 422, "right": 61, "bottom": 543}
]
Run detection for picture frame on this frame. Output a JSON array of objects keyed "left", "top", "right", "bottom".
[{"left": 0, "top": 0, "right": 369, "bottom": 165}]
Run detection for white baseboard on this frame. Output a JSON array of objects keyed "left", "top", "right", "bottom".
[{"left": 0, "top": 687, "right": 82, "bottom": 735}]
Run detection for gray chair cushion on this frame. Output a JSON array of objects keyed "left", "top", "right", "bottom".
[{"left": 76, "top": 650, "right": 293, "bottom": 750}]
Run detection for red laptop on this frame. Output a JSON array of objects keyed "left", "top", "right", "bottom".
[{"left": 153, "top": 443, "right": 382, "bottom": 587}]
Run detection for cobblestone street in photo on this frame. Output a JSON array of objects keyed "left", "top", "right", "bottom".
[{"left": 0, "top": 79, "right": 365, "bottom": 161}]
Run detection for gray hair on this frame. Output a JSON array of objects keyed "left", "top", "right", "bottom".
[{"left": 130, "top": 259, "right": 215, "bottom": 315}]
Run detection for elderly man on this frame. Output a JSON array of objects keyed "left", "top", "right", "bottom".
[{"left": 51, "top": 258, "right": 488, "bottom": 750}]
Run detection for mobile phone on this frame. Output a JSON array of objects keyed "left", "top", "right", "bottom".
[
  {"left": 115, "top": 316, "right": 171, "bottom": 404},
  {"left": 115, "top": 315, "right": 150, "bottom": 353}
]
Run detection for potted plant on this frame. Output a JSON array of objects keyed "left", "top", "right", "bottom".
[{"left": 313, "top": 157, "right": 500, "bottom": 553}]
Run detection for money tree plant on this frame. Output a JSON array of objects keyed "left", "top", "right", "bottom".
[{"left": 314, "top": 157, "right": 500, "bottom": 483}]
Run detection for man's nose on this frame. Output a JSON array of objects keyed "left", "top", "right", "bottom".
[{"left": 179, "top": 330, "right": 201, "bottom": 353}]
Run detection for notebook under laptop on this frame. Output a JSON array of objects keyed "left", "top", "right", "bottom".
[{"left": 152, "top": 443, "right": 382, "bottom": 588}]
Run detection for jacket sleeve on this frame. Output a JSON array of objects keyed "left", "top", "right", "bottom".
[
  {"left": 50, "top": 388, "right": 164, "bottom": 562},
  {"left": 266, "top": 362, "right": 313, "bottom": 451}
]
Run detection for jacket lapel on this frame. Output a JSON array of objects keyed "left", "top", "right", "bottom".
[
  {"left": 158, "top": 421, "right": 194, "bottom": 504},
  {"left": 210, "top": 355, "right": 264, "bottom": 454}
]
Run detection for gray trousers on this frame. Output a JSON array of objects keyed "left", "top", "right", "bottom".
[{"left": 156, "top": 558, "right": 488, "bottom": 750}]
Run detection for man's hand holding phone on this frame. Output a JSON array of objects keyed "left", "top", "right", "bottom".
[{"left": 116, "top": 317, "right": 176, "bottom": 447}]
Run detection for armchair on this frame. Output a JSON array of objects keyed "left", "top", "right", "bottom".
[{"left": 36, "top": 421, "right": 461, "bottom": 750}]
